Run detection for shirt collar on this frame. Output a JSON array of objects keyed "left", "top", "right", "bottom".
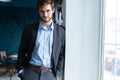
[{"left": 39, "top": 21, "right": 54, "bottom": 30}]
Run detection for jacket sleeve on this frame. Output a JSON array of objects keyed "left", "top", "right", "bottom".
[
  {"left": 16, "top": 25, "right": 29, "bottom": 72},
  {"left": 56, "top": 43, "right": 65, "bottom": 78},
  {"left": 56, "top": 26, "right": 65, "bottom": 79}
]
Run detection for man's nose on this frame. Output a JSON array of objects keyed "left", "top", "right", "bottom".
[{"left": 44, "top": 12, "right": 47, "bottom": 17}]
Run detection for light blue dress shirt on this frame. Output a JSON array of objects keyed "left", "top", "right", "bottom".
[{"left": 29, "top": 22, "right": 54, "bottom": 68}]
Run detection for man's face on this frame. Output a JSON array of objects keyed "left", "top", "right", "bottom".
[{"left": 39, "top": 4, "right": 54, "bottom": 23}]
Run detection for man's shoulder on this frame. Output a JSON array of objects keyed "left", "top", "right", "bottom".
[
  {"left": 60, "top": 25, "right": 65, "bottom": 30},
  {"left": 54, "top": 23, "right": 65, "bottom": 31},
  {"left": 24, "top": 21, "right": 39, "bottom": 29},
  {"left": 59, "top": 25, "right": 65, "bottom": 33},
  {"left": 26, "top": 21, "right": 39, "bottom": 27}
]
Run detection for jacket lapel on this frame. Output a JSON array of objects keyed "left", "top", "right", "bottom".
[
  {"left": 30, "top": 22, "right": 39, "bottom": 54},
  {"left": 32, "top": 22, "right": 39, "bottom": 43}
]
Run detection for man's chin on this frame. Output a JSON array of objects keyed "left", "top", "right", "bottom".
[
  {"left": 43, "top": 20, "right": 49, "bottom": 22},
  {"left": 41, "top": 18, "right": 52, "bottom": 23}
]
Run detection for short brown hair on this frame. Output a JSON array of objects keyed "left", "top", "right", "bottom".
[{"left": 37, "top": 0, "right": 55, "bottom": 10}]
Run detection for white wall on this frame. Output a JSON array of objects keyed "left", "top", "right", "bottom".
[{"left": 65, "top": 0, "right": 102, "bottom": 80}]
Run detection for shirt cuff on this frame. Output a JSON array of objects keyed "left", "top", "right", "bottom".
[{"left": 18, "top": 69, "right": 23, "bottom": 74}]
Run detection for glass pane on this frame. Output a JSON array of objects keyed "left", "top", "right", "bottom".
[{"left": 104, "top": 0, "right": 120, "bottom": 80}]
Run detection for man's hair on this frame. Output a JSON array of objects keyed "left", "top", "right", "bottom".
[{"left": 37, "top": 0, "right": 55, "bottom": 10}]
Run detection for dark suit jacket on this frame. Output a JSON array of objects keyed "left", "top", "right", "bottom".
[{"left": 16, "top": 22, "right": 65, "bottom": 77}]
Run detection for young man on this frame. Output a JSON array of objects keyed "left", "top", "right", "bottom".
[{"left": 16, "top": 0, "right": 65, "bottom": 80}]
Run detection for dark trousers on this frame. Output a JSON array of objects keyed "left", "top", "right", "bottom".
[{"left": 20, "top": 66, "right": 56, "bottom": 80}]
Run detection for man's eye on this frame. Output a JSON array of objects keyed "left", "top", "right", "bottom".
[
  {"left": 40, "top": 10, "right": 43, "bottom": 13},
  {"left": 47, "top": 10, "right": 50, "bottom": 12}
]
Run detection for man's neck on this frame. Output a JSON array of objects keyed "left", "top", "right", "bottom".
[{"left": 41, "top": 20, "right": 52, "bottom": 29}]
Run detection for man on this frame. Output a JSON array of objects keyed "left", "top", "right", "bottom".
[{"left": 16, "top": 0, "right": 65, "bottom": 80}]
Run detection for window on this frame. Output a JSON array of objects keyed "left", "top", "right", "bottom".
[{"left": 104, "top": 0, "right": 120, "bottom": 80}]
